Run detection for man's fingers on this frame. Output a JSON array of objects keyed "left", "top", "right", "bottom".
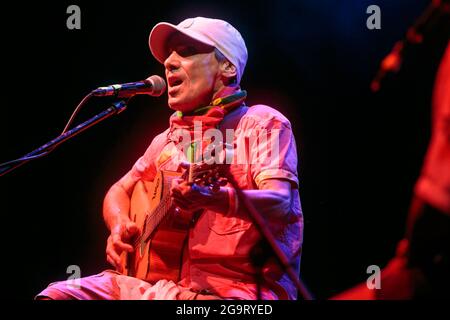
[
  {"left": 126, "top": 221, "right": 140, "bottom": 237},
  {"left": 171, "top": 178, "right": 185, "bottom": 190},
  {"left": 172, "top": 193, "right": 193, "bottom": 208},
  {"left": 113, "top": 239, "right": 134, "bottom": 252},
  {"left": 106, "top": 247, "right": 122, "bottom": 272},
  {"left": 179, "top": 161, "right": 190, "bottom": 169},
  {"left": 170, "top": 184, "right": 182, "bottom": 195},
  {"left": 111, "top": 232, "right": 122, "bottom": 244},
  {"left": 111, "top": 228, "right": 135, "bottom": 250},
  {"left": 171, "top": 179, "right": 193, "bottom": 191},
  {"left": 107, "top": 255, "right": 117, "bottom": 270},
  {"left": 171, "top": 184, "right": 195, "bottom": 198}
]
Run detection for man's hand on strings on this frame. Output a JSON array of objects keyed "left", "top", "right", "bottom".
[
  {"left": 106, "top": 218, "right": 140, "bottom": 272},
  {"left": 170, "top": 177, "right": 230, "bottom": 215}
]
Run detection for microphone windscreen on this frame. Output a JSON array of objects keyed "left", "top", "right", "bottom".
[{"left": 146, "top": 75, "right": 166, "bottom": 96}]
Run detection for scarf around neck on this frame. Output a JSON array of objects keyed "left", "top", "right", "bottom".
[
  {"left": 167, "top": 85, "right": 247, "bottom": 162},
  {"left": 169, "top": 85, "right": 247, "bottom": 135}
]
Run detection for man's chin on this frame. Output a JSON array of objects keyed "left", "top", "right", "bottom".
[{"left": 168, "top": 100, "right": 197, "bottom": 113}]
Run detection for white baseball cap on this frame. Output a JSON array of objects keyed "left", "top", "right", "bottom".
[{"left": 149, "top": 17, "right": 248, "bottom": 83}]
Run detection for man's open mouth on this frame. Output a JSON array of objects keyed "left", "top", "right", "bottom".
[{"left": 168, "top": 77, "right": 183, "bottom": 88}]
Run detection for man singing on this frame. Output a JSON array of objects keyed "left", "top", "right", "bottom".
[{"left": 37, "top": 16, "right": 303, "bottom": 300}]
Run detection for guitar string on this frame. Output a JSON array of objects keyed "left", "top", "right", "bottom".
[
  {"left": 129, "top": 164, "right": 216, "bottom": 249},
  {"left": 131, "top": 187, "right": 172, "bottom": 248}
]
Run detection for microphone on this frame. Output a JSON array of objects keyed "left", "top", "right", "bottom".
[{"left": 91, "top": 75, "right": 166, "bottom": 98}]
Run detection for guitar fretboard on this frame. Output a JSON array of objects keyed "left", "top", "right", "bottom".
[{"left": 132, "top": 174, "right": 174, "bottom": 247}]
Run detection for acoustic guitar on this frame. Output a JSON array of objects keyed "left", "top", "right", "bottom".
[{"left": 119, "top": 161, "right": 227, "bottom": 283}]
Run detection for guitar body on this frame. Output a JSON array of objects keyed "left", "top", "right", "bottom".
[{"left": 120, "top": 170, "right": 191, "bottom": 283}]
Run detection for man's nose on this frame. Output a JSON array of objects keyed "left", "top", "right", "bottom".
[{"left": 164, "top": 51, "right": 181, "bottom": 72}]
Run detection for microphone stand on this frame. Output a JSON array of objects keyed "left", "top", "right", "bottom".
[
  {"left": 0, "top": 100, "right": 128, "bottom": 177},
  {"left": 371, "top": 0, "right": 450, "bottom": 92},
  {"left": 224, "top": 172, "right": 314, "bottom": 300}
]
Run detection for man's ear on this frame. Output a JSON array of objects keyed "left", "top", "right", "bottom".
[{"left": 220, "top": 61, "right": 237, "bottom": 83}]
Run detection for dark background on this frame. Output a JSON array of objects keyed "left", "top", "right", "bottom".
[{"left": 1, "top": 0, "right": 448, "bottom": 299}]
